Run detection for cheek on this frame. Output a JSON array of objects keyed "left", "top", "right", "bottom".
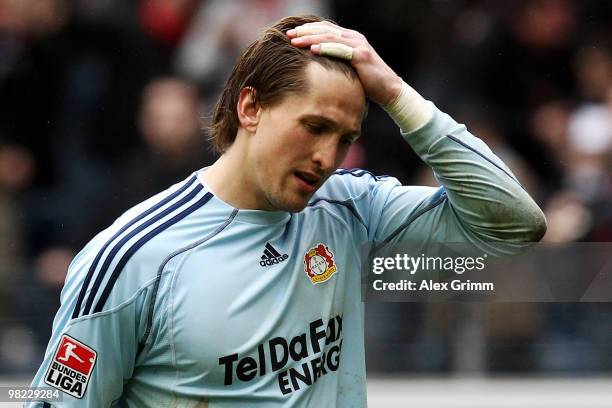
[
  {"left": 251, "top": 136, "right": 292, "bottom": 183},
  {"left": 266, "top": 127, "right": 310, "bottom": 158},
  {"left": 253, "top": 115, "right": 311, "bottom": 176}
]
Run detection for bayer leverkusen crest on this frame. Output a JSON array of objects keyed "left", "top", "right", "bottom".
[{"left": 303, "top": 243, "right": 338, "bottom": 284}]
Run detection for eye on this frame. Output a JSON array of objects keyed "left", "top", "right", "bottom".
[
  {"left": 304, "top": 123, "right": 326, "bottom": 135},
  {"left": 341, "top": 135, "right": 357, "bottom": 146},
  {"left": 340, "top": 137, "right": 353, "bottom": 146}
]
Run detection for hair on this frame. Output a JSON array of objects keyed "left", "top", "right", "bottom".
[{"left": 207, "top": 15, "right": 359, "bottom": 154}]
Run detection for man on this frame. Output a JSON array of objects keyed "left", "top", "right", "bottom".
[{"left": 28, "top": 15, "right": 546, "bottom": 407}]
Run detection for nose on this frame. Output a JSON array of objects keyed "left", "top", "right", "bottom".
[{"left": 311, "top": 139, "right": 340, "bottom": 173}]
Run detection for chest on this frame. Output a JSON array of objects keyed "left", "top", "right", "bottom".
[{"left": 166, "top": 214, "right": 364, "bottom": 389}]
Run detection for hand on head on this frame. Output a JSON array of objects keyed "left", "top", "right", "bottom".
[{"left": 287, "top": 20, "right": 402, "bottom": 106}]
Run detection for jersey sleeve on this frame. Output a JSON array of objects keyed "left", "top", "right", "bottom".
[
  {"left": 25, "top": 241, "right": 152, "bottom": 407},
  {"left": 363, "top": 104, "right": 546, "bottom": 253}
]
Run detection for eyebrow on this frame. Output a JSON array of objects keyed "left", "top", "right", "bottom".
[{"left": 299, "top": 115, "right": 362, "bottom": 139}]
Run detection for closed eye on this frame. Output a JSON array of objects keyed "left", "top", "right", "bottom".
[
  {"left": 341, "top": 136, "right": 354, "bottom": 145},
  {"left": 304, "top": 123, "right": 327, "bottom": 135},
  {"left": 299, "top": 116, "right": 360, "bottom": 143}
]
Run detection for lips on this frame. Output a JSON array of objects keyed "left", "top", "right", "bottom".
[
  {"left": 294, "top": 171, "right": 322, "bottom": 193},
  {"left": 295, "top": 171, "right": 320, "bottom": 186}
]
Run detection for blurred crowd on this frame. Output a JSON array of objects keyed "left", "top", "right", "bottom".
[{"left": 0, "top": 0, "right": 611, "bottom": 375}]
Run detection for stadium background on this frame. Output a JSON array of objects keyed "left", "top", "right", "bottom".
[{"left": 0, "top": 0, "right": 611, "bottom": 406}]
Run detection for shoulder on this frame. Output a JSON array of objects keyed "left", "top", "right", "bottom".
[
  {"left": 69, "top": 174, "right": 214, "bottom": 318},
  {"left": 312, "top": 168, "right": 400, "bottom": 202},
  {"left": 304, "top": 168, "right": 401, "bottom": 229}
]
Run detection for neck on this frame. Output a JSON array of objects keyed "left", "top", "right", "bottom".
[{"left": 201, "top": 143, "right": 270, "bottom": 210}]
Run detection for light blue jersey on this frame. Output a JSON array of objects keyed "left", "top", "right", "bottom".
[{"left": 27, "top": 106, "right": 545, "bottom": 407}]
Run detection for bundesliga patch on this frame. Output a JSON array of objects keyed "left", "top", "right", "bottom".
[
  {"left": 303, "top": 243, "right": 338, "bottom": 284},
  {"left": 44, "top": 334, "right": 97, "bottom": 399}
]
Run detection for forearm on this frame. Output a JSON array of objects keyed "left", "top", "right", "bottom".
[{"left": 383, "top": 82, "right": 547, "bottom": 243}]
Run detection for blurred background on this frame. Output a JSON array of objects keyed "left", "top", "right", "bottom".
[{"left": 0, "top": 0, "right": 611, "bottom": 405}]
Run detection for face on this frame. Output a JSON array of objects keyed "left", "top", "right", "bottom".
[{"left": 246, "top": 62, "right": 366, "bottom": 212}]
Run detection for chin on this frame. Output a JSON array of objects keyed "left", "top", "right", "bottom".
[
  {"left": 269, "top": 195, "right": 310, "bottom": 213},
  {"left": 287, "top": 203, "right": 308, "bottom": 213},
  {"left": 279, "top": 201, "right": 308, "bottom": 213}
]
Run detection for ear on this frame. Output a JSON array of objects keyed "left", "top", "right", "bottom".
[{"left": 237, "top": 87, "right": 261, "bottom": 133}]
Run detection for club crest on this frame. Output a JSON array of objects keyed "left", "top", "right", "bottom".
[{"left": 303, "top": 243, "right": 338, "bottom": 284}]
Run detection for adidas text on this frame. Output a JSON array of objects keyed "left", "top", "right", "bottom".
[{"left": 260, "top": 254, "right": 289, "bottom": 267}]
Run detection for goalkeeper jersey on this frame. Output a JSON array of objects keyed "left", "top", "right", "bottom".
[{"left": 27, "top": 105, "right": 545, "bottom": 407}]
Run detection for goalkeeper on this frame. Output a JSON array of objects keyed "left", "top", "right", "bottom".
[{"left": 27, "top": 15, "right": 546, "bottom": 407}]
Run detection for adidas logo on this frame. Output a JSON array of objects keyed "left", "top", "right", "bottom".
[{"left": 260, "top": 243, "right": 288, "bottom": 267}]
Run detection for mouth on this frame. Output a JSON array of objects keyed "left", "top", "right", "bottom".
[{"left": 294, "top": 171, "right": 322, "bottom": 193}]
